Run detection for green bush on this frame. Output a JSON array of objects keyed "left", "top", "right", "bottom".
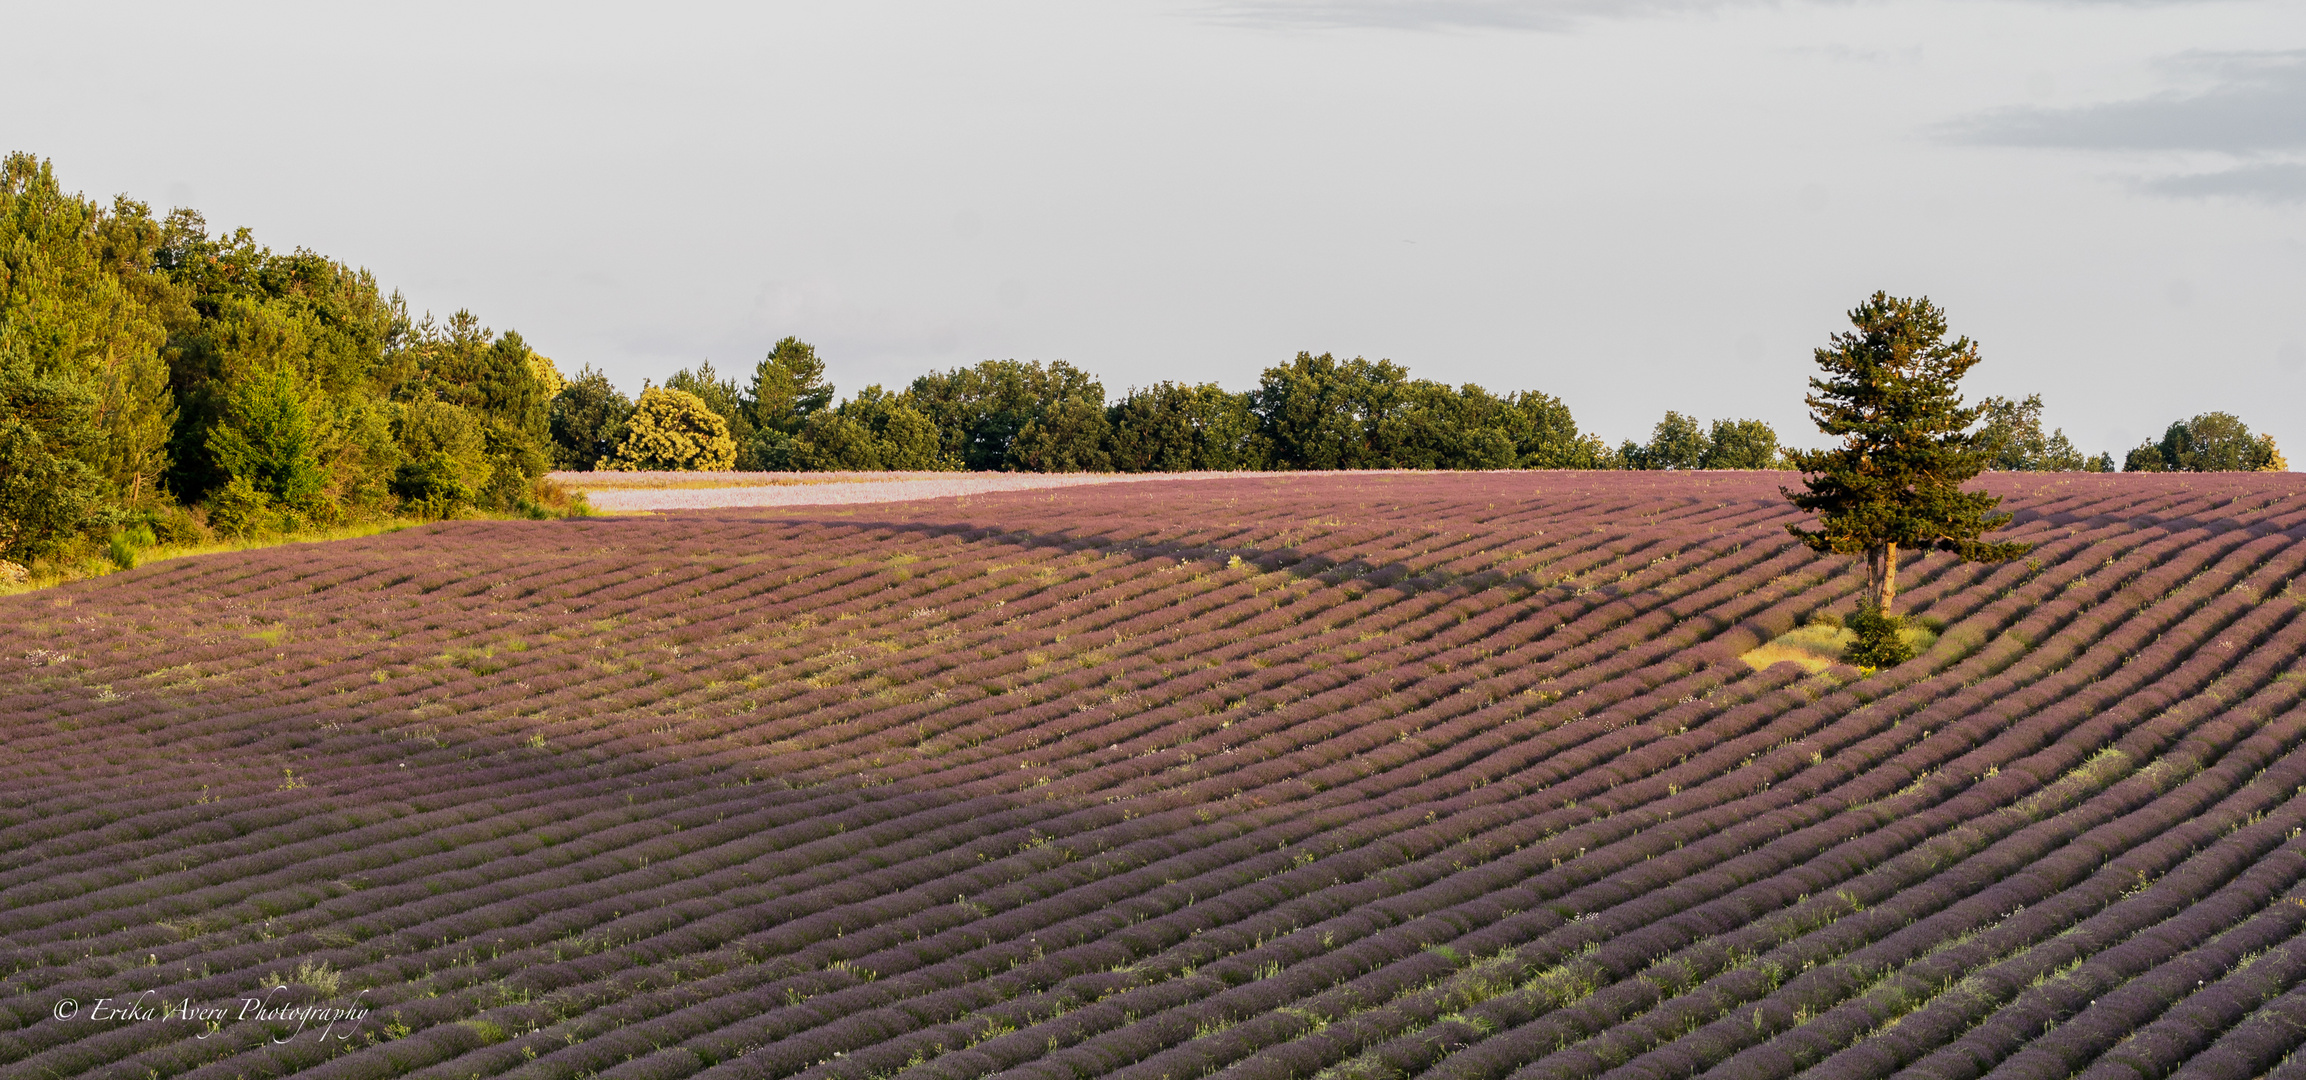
[
  {"left": 392, "top": 400, "right": 491, "bottom": 515},
  {"left": 206, "top": 475, "right": 274, "bottom": 538},
  {"left": 106, "top": 524, "right": 155, "bottom": 569},
  {"left": 1845, "top": 603, "right": 1913, "bottom": 668},
  {"left": 390, "top": 455, "right": 477, "bottom": 519}
]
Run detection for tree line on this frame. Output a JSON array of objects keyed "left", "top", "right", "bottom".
[
  {"left": 552, "top": 349, "right": 1627, "bottom": 475},
  {"left": 1, "top": 154, "right": 2288, "bottom": 574},
  {"left": 557, "top": 345, "right": 2281, "bottom": 484},
  {"left": 1, "top": 154, "right": 570, "bottom": 570}
]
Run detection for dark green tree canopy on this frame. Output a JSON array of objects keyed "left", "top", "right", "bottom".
[
  {"left": 547, "top": 365, "right": 634, "bottom": 471},
  {"left": 1105, "top": 382, "right": 1258, "bottom": 472},
  {"left": 1500, "top": 391, "right": 1613, "bottom": 469},
  {"left": 1622, "top": 413, "right": 1779, "bottom": 470},
  {"left": 793, "top": 385, "right": 953, "bottom": 472},
  {"left": 747, "top": 336, "right": 834, "bottom": 434},
  {"left": 1782, "top": 292, "right": 2029, "bottom": 613},
  {"left": 908, "top": 359, "right": 1107, "bottom": 471},
  {"left": 1701, "top": 418, "right": 1780, "bottom": 469},
  {"left": 1622, "top": 412, "right": 1708, "bottom": 470},
  {"left": 0, "top": 364, "right": 102, "bottom": 561},
  {"left": 1977, "top": 394, "right": 2110, "bottom": 472},
  {"left": 2123, "top": 412, "right": 2284, "bottom": 473}
]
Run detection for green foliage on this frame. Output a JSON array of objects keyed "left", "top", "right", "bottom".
[
  {"left": 390, "top": 399, "right": 491, "bottom": 517},
  {"left": 1977, "top": 394, "right": 2108, "bottom": 471},
  {"left": 0, "top": 361, "right": 102, "bottom": 560},
  {"left": 1701, "top": 418, "right": 1780, "bottom": 469},
  {"left": 1250, "top": 352, "right": 1405, "bottom": 470},
  {"left": 1622, "top": 412, "right": 1708, "bottom": 470},
  {"left": 1782, "top": 293, "right": 2030, "bottom": 612},
  {"left": 1245, "top": 354, "right": 1609, "bottom": 472},
  {"left": 1499, "top": 391, "right": 1614, "bottom": 469},
  {"left": 603, "top": 387, "right": 737, "bottom": 471},
  {"left": 159, "top": 208, "right": 402, "bottom": 511},
  {"left": 548, "top": 365, "right": 634, "bottom": 470},
  {"left": 794, "top": 386, "right": 954, "bottom": 471},
  {"left": 1377, "top": 381, "right": 1518, "bottom": 470},
  {"left": 106, "top": 523, "right": 154, "bottom": 570},
  {"left": 1012, "top": 396, "right": 1114, "bottom": 472},
  {"left": 1624, "top": 413, "right": 1780, "bottom": 470},
  {"left": 564, "top": 343, "right": 1608, "bottom": 477},
  {"left": 908, "top": 359, "right": 1108, "bottom": 471},
  {"left": 206, "top": 363, "right": 328, "bottom": 518},
  {"left": 205, "top": 474, "right": 274, "bottom": 538},
  {"left": 1843, "top": 603, "right": 1914, "bottom": 668},
  {"left": 0, "top": 153, "right": 178, "bottom": 507},
  {"left": 2124, "top": 412, "right": 2284, "bottom": 473},
  {"left": 1106, "top": 382, "right": 1260, "bottom": 472},
  {"left": 389, "top": 456, "right": 477, "bottom": 518},
  {"left": 0, "top": 153, "right": 583, "bottom": 572},
  {"left": 742, "top": 336, "right": 835, "bottom": 469},
  {"left": 397, "top": 313, "right": 552, "bottom": 511}
]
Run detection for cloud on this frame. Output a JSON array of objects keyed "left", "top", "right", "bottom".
[
  {"left": 1198, "top": 0, "right": 2219, "bottom": 32},
  {"left": 1946, "top": 51, "right": 2306, "bottom": 155},
  {"left": 1942, "top": 51, "right": 2306, "bottom": 204},
  {"left": 2137, "top": 161, "right": 2306, "bottom": 202},
  {"left": 1193, "top": 0, "right": 1769, "bottom": 31}
]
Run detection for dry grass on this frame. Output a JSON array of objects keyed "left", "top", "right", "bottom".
[
  {"left": 0, "top": 520, "right": 422, "bottom": 597},
  {"left": 1742, "top": 621, "right": 1938, "bottom": 672},
  {"left": 547, "top": 470, "right": 968, "bottom": 489}
]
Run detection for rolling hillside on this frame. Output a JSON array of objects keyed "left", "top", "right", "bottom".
[{"left": 2, "top": 472, "right": 2303, "bottom": 1080}]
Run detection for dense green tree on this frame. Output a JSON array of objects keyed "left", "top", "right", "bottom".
[
  {"left": 547, "top": 365, "right": 634, "bottom": 471},
  {"left": 1622, "top": 411, "right": 1709, "bottom": 470},
  {"left": 0, "top": 362, "right": 102, "bottom": 561},
  {"left": 1624, "top": 413, "right": 1780, "bottom": 470},
  {"left": 741, "top": 336, "right": 835, "bottom": 469},
  {"left": 603, "top": 387, "right": 737, "bottom": 471},
  {"left": 1250, "top": 353, "right": 1412, "bottom": 470},
  {"left": 1, "top": 154, "right": 179, "bottom": 514},
  {"left": 1977, "top": 394, "right": 2109, "bottom": 471},
  {"left": 1011, "top": 397, "right": 1113, "bottom": 472},
  {"left": 908, "top": 359, "right": 1106, "bottom": 471},
  {"left": 1105, "top": 382, "right": 1260, "bottom": 472},
  {"left": 205, "top": 363, "right": 328, "bottom": 520},
  {"left": 0, "top": 154, "right": 563, "bottom": 562},
  {"left": 793, "top": 385, "right": 953, "bottom": 471},
  {"left": 1499, "top": 391, "right": 1614, "bottom": 469},
  {"left": 2123, "top": 412, "right": 2284, "bottom": 473},
  {"left": 159, "top": 210, "right": 403, "bottom": 511},
  {"left": 1701, "top": 418, "right": 1781, "bottom": 469},
  {"left": 390, "top": 399, "right": 492, "bottom": 516},
  {"left": 397, "top": 312, "right": 551, "bottom": 510},
  {"left": 1375, "top": 381, "right": 1518, "bottom": 470},
  {"left": 1783, "top": 293, "right": 2030, "bottom": 660}
]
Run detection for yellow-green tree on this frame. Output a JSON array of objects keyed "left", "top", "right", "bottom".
[{"left": 603, "top": 387, "right": 736, "bottom": 471}]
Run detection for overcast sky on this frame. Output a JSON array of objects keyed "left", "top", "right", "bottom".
[{"left": 9, "top": 0, "right": 2302, "bottom": 458}]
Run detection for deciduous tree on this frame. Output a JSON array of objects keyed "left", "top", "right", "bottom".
[
  {"left": 602, "top": 387, "right": 736, "bottom": 471},
  {"left": 2123, "top": 412, "right": 2284, "bottom": 473}
]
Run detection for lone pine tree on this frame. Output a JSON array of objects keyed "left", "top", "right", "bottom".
[{"left": 1783, "top": 292, "right": 2030, "bottom": 664}]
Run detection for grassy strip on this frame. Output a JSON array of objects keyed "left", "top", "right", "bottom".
[{"left": 0, "top": 509, "right": 603, "bottom": 597}]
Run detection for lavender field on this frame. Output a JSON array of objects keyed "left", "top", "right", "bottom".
[{"left": 3, "top": 471, "right": 2305, "bottom": 1080}]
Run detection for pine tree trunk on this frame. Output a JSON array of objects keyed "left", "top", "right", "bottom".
[{"left": 1866, "top": 542, "right": 1901, "bottom": 612}]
